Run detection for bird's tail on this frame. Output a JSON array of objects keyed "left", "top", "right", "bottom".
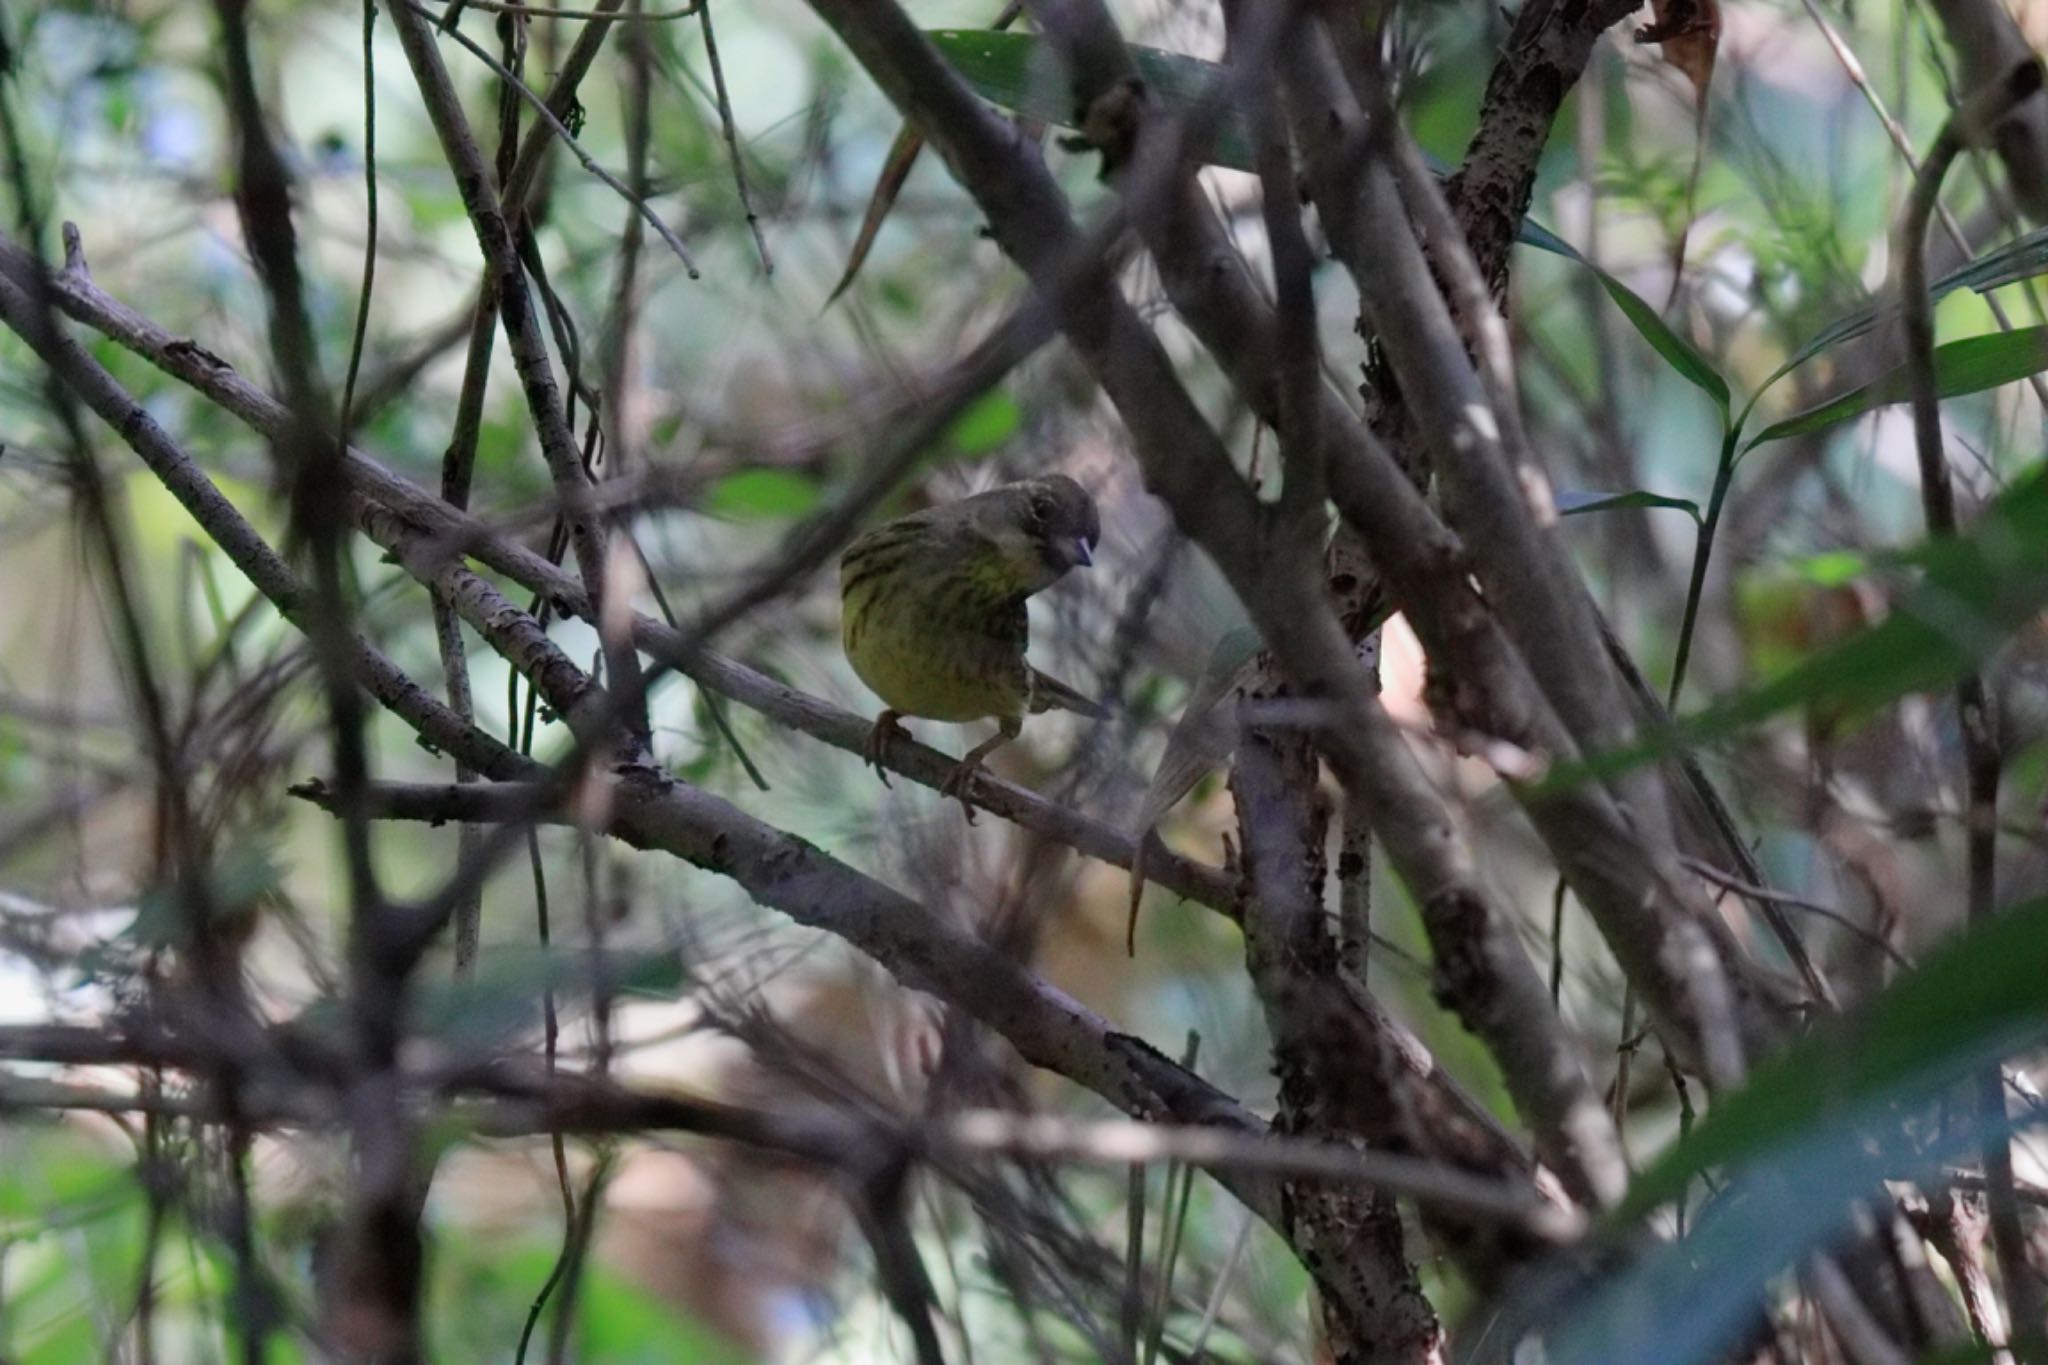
[{"left": 1028, "top": 668, "right": 1109, "bottom": 720}]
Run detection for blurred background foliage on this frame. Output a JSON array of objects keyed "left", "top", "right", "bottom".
[{"left": 2, "top": 0, "right": 2048, "bottom": 1359}]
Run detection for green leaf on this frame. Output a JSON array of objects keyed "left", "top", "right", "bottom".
[
  {"left": 1556, "top": 489, "right": 1702, "bottom": 524},
  {"left": 430, "top": 1242, "right": 752, "bottom": 1363},
  {"left": 18, "top": 1304, "right": 103, "bottom": 1365},
  {"left": 703, "top": 468, "right": 821, "bottom": 521},
  {"left": 574, "top": 1259, "right": 756, "bottom": 1362},
  {"left": 1625, "top": 890, "right": 2048, "bottom": 1218},
  {"left": 1486, "top": 215, "right": 1729, "bottom": 410},
  {"left": 1532, "top": 892, "right": 2048, "bottom": 1365},
  {"left": 0, "top": 1125, "right": 135, "bottom": 1224},
  {"left": 1751, "top": 299, "right": 1910, "bottom": 411},
  {"left": 1748, "top": 324, "right": 2048, "bottom": 449},
  {"left": 0, "top": 712, "right": 26, "bottom": 796},
  {"left": 1589, "top": 265, "right": 1730, "bottom": 411},
  {"left": 946, "top": 390, "right": 1022, "bottom": 456},
  {"left": 1544, "top": 465, "right": 2048, "bottom": 794},
  {"left": 1512, "top": 216, "right": 1583, "bottom": 260},
  {"left": 1935, "top": 221, "right": 2048, "bottom": 296},
  {"left": 1793, "top": 549, "right": 1869, "bottom": 586},
  {"left": 1747, "top": 226, "right": 2048, "bottom": 421}
]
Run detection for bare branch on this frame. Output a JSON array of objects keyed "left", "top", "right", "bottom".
[
  {"left": 385, "top": 0, "right": 617, "bottom": 614},
  {"left": 1896, "top": 55, "right": 2048, "bottom": 1350}
]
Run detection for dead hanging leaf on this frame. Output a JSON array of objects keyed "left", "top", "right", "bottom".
[
  {"left": 822, "top": 111, "right": 1050, "bottom": 311},
  {"left": 1637, "top": 0, "right": 1721, "bottom": 105},
  {"left": 823, "top": 123, "right": 926, "bottom": 312},
  {"left": 824, "top": 0, "right": 1026, "bottom": 311},
  {"left": 1637, "top": 0, "right": 1721, "bottom": 310}
]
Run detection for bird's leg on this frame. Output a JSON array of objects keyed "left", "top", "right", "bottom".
[
  {"left": 940, "top": 714, "right": 1021, "bottom": 823},
  {"left": 863, "top": 710, "right": 909, "bottom": 784}
]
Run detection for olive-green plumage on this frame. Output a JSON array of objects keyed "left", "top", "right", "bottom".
[{"left": 841, "top": 474, "right": 1105, "bottom": 815}]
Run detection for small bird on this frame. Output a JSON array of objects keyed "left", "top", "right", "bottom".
[{"left": 840, "top": 474, "right": 1107, "bottom": 818}]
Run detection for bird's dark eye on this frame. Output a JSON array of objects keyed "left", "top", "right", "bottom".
[{"left": 1029, "top": 494, "right": 1054, "bottom": 526}]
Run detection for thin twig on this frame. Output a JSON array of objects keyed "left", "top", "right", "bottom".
[
  {"left": 390, "top": 0, "right": 615, "bottom": 620},
  {"left": 938, "top": 1112, "right": 1580, "bottom": 1240},
  {"left": 339, "top": 0, "right": 381, "bottom": 438},
  {"left": 1798, "top": 0, "right": 2048, "bottom": 412},
  {"left": 695, "top": 0, "right": 772, "bottom": 272},
  {"left": 407, "top": 0, "right": 700, "bottom": 279},
  {"left": 432, "top": 0, "right": 700, "bottom": 17},
  {"left": 1897, "top": 53, "right": 2047, "bottom": 1358},
  {"left": 1679, "top": 856, "right": 1912, "bottom": 968}
]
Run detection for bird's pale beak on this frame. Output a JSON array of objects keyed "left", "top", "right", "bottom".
[{"left": 1042, "top": 534, "right": 1095, "bottom": 573}]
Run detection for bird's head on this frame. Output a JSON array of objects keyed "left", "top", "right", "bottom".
[{"left": 964, "top": 474, "right": 1100, "bottom": 595}]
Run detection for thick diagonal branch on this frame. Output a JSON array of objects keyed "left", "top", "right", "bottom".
[{"left": 1019, "top": 0, "right": 1629, "bottom": 1212}]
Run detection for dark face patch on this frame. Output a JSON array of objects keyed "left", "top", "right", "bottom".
[{"left": 1021, "top": 474, "right": 1099, "bottom": 574}]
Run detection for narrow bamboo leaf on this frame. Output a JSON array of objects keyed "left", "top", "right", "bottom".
[
  {"left": 1590, "top": 265, "right": 1730, "bottom": 411},
  {"left": 1748, "top": 324, "right": 2048, "bottom": 449},
  {"left": 1720, "top": 470, "right": 2048, "bottom": 719},
  {"left": 1760, "top": 307, "right": 1885, "bottom": 398},
  {"left": 1514, "top": 216, "right": 1586, "bottom": 260},
  {"left": 824, "top": 123, "right": 925, "bottom": 311},
  {"left": 1558, "top": 1030, "right": 2034, "bottom": 1365},
  {"left": 1744, "top": 379, "right": 1874, "bottom": 447},
  {"left": 1542, "top": 467, "right": 2048, "bottom": 794},
  {"left": 1540, "top": 891, "right": 2048, "bottom": 1365},
  {"left": 1510, "top": 220, "right": 1729, "bottom": 407},
  {"left": 1474, "top": 197, "right": 1727, "bottom": 407},
  {"left": 1750, "top": 224, "right": 2048, "bottom": 416},
  {"left": 1624, "top": 890, "right": 2048, "bottom": 1218},
  {"left": 1557, "top": 489, "right": 1702, "bottom": 524},
  {"left": 1936, "top": 220, "right": 2048, "bottom": 295}
]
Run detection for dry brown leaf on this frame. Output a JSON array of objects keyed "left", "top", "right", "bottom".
[
  {"left": 1637, "top": 0, "right": 1721, "bottom": 103},
  {"left": 822, "top": 123, "right": 925, "bottom": 313},
  {"left": 824, "top": 0, "right": 1027, "bottom": 311},
  {"left": 1637, "top": 0, "right": 1721, "bottom": 308}
]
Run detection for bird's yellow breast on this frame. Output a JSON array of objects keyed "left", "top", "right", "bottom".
[{"left": 842, "top": 577, "right": 1028, "bottom": 723}]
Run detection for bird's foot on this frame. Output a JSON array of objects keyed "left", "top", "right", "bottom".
[
  {"left": 939, "top": 760, "right": 983, "bottom": 824},
  {"left": 863, "top": 711, "right": 910, "bottom": 785}
]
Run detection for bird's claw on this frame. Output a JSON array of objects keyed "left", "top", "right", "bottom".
[
  {"left": 939, "top": 762, "right": 982, "bottom": 824},
  {"left": 864, "top": 712, "right": 909, "bottom": 785}
]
